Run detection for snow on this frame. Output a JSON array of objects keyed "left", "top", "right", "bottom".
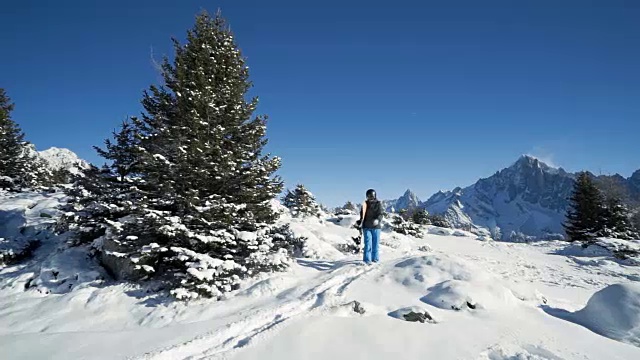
[
  {"left": 38, "top": 147, "right": 89, "bottom": 175},
  {"left": 1, "top": 191, "right": 640, "bottom": 359},
  {"left": 421, "top": 156, "right": 578, "bottom": 239},
  {"left": 544, "top": 283, "right": 640, "bottom": 347}
]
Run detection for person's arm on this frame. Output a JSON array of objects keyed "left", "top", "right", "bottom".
[{"left": 373, "top": 202, "right": 383, "bottom": 226}]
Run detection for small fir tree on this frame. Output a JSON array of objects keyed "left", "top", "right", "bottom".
[
  {"left": 343, "top": 201, "right": 357, "bottom": 212},
  {"left": 564, "top": 172, "right": 606, "bottom": 243},
  {"left": 600, "top": 196, "right": 639, "bottom": 240},
  {"left": 282, "top": 184, "right": 322, "bottom": 217}
]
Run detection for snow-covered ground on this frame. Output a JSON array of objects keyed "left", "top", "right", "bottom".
[{"left": 2, "top": 192, "right": 640, "bottom": 359}]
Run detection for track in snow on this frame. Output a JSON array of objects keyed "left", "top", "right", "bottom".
[{"left": 132, "top": 261, "right": 378, "bottom": 360}]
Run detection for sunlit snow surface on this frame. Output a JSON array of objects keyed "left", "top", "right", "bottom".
[{"left": 1, "top": 191, "right": 640, "bottom": 360}]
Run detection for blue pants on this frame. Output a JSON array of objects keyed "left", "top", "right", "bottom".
[{"left": 362, "top": 228, "right": 380, "bottom": 263}]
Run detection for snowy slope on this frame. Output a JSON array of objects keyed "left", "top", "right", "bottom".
[
  {"left": 1, "top": 193, "right": 640, "bottom": 359},
  {"left": 38, "top": 147, "right": 90, "bottom": 175}
]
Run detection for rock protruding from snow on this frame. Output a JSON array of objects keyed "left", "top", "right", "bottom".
[
  {"left": 388, "top": 306, "right": 436, "bottom": 323},
  {"left": 349, "top": 300, "right": 366, "bottom": 314},
  {"left": 403, "top": 310, "right": 433, "bottom": 323}
]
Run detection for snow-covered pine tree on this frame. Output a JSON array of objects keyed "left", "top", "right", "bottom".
[
  {"left": 426, "top": 214, "right": 451, "bottom": 228},
  {"left": 600, "top": 196, "right": 639, "bottom": 240},
  {"left": 0, "top": 88, "right": 26, "bottom": 189},
  {"left": 0, "top": 88, "right": 51, "bottom": 189},
  {"left": 343, "top": 201, "right": 357, "bottom": 212},
  {"left": 564, "top": 172, "right": 606, "bottom": 244},
  {"left": 334, "top": 201, "right": 357, "bottom": 215},
  {"left": 92, "top": 11, "right": 297, "bottom": 299},
  {"left": 282, "top": 184, "right": 322, "bottom": 217},
  {"left": 58, "top": 119, "right": 144, "bottom": 246}
]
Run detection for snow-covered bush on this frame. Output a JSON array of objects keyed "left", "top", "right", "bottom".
[
  {"left": 390, "top": 213, "right": 423, "bottom": 238},
  {"left": 334, "top": 202, "right": 357, "bottom": 216},
  {"left": 426, "top": 214, "right": 451, "bottom": 228},
  {"left": 593, "top": 238, "right": 640, "bottom": 263}
]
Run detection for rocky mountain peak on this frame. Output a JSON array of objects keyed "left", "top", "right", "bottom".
[{"left": 38, "top": 147, "right": 89, "bottom": 175}]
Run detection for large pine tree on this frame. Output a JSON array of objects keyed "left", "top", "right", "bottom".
[
  {"left": 63, "top": 11, "right": 298, "bottom": 299},
  {"left": 564, "top": 172, "right": 606, "bottom": 243}
]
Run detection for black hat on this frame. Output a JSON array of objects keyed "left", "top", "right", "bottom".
[{"left": 366, "top": 189, "right": 377, "bottom": 200}]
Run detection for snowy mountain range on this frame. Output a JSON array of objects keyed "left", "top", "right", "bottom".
[
  {"left": 384, "top": 155, "right": 640, "bottom": 240},
  {"left": 37, "top": 147, "right": 89, "bottom": 175}
]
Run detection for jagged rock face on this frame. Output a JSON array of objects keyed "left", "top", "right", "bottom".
[
  {"left": 422, "top": 156, "right": 576, "bottom": 239},
  {"left": 474, "top": 156, "right": 575, "bottom": 212},
  {"left": 421, "top": 156, "right": 639, "bottom": 239},
  {"left": 380, "top": 156, "right": 639, "bottom": 239}
]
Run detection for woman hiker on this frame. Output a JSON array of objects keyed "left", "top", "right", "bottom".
[{"left": 356, "top": 189, "right": 383, "bottom": 265}]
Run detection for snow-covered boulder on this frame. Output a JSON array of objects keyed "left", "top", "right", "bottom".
[
  {"left": 548, "top": 283, "right": 640, "bottom": 346},
  {"left": 476, "top": 234, "right": 494, "bottom": 242},
  {"left": 427, "top": 226, "right": 453, "bottom": 236},
  {"left": 421, "top": 279, "right": 519, "bottom": 311},
  {"left": 452, "top": 229, "right": 474, "bottom": 237}
]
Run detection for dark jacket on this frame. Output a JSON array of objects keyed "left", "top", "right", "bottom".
[{"left": 360, "top": 199, "right": 383, "bottom": 229}]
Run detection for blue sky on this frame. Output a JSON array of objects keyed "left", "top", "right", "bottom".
[{"left": 2, "top": 0, "right": 639, "bottom": 206}]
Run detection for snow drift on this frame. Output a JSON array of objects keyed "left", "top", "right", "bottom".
[{"left": 545, "top": 283, "right": 640, "bottom": 346}]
